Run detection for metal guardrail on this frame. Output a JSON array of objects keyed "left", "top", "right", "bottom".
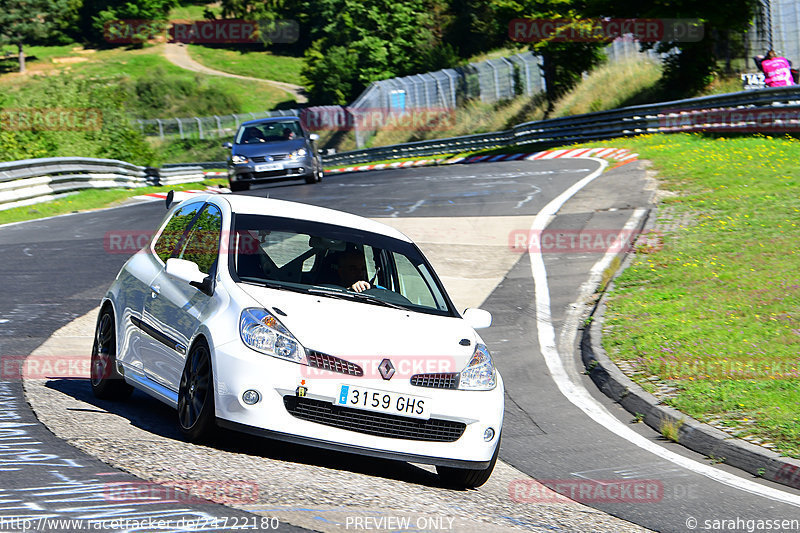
[
  {"left": 323, "top": 86, "right": 800, "bottom": 166},
  {"left": 0, "top": 158, "right": 205, "bottom": 211},
  {"left": 5, "top": 86, "right": 800, "bottom": 210}
]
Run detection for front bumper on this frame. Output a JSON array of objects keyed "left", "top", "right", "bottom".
[
  {"left": 212, "top": 341, "right": 505, "bottom": 466},
  {"left": 229, "top": 158, "right": 314, "bottom": 183}
]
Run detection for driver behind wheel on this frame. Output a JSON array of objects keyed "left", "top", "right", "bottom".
[{"left": 336, "top": 251, "right": 371, "bottom": 292}]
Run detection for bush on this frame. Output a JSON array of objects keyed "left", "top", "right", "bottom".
[
  {"left": 1, "top": 74, "right": 155, "bottom": 164},
  {"left": 130, "top": 68, "right": 242, "bottom": 118}
]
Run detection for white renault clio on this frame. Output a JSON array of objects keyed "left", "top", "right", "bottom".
[{"left": 92, "top": 194, "right": 504, "bottom": 487}]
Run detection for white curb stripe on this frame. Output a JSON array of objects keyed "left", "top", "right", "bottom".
[{"left": 528, "top": 158, "right": 800, "bottom": 508}]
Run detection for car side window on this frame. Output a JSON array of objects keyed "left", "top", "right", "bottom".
[
  {"left": 175, "top": 204, "right": 223, "bottom": 275},
  {"left": 153, "top": 202, "right": 204, "bottom": 263}
]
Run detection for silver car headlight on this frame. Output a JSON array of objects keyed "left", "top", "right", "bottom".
[
  {"left": 239, "top": 308, "right": 305, "bottom": 363},
  {"left": 231, "top": 155, "right": 249, "bottom": 164},
  {"left": 458, "top": 343, "right": 496, "bottom": 390},
  {"left": 291, "top": 148, "right": 307, "bottom": 159}
]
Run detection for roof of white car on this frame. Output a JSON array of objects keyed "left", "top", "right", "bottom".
[{"left": 214, "top": 194, "right": 412, "bottom": 242}]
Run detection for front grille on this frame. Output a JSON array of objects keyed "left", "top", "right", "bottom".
[
  {"left": 410, "top": 372, "right": 460, "bottom": 389},
  {"left": 283, "top": 396, "right": 466, "bottom": 443},
  {"left": 251, "top": 154, "right": 289, "bottom": 163},
  {"left": 306, "top": 350, "right": 363, "bottom": 376}
]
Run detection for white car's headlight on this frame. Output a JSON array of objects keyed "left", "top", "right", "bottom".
[
  {"left": 231, "top": 155, "right": 249, "bottom": 164},
  {"left": 458, "top": 343, "right": 496, "bottom": 390},
  {"left": 239, "top": 308, "right": 305, "bottom": 363},
  {"left": 292, "top": 148, "right": 307, "bottom": 158}
]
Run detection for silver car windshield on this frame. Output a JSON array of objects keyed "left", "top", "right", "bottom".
[
  {"left": 229, "top": 214, "right": 455, "bottom": 316},
  {"left": 235, "top": 121, "right": 304, "bottom": 144}
]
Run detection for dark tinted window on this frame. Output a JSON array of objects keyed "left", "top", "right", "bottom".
[
  {"left": 235, "top": 121, "right": 304, "bottom": 143},
  {"left": 176, "top": 204, "right": 223, "bottom": 275},
  {"left": 153, "top": 202, "right": 204, "bottom": 263}
]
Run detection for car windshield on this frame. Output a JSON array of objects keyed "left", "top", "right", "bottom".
[
  {"left": 235, "top": 121, "right": 304, "bottom": 144},
  {"left": 230, "top": 214, "right": 455, "bottom": 316}
]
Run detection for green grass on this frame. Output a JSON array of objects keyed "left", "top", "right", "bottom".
[
  {"left": 660, "top": 417, "right": 684, "bottom": 442},
  {"left": 0, "top": 45, "right": 295, "bottom": 113},
  {"left": 0, "top": 178, "right": 225, "bottom": 226},
  {"left": 569, "top": 133, "right": 800, "bottom": 458},
  {"left": 66, "top": 46, "right": 294, "bottom": 112},
  {"left": 186, "top": 45, "right": 304, "bottom": 85},
  {"left": 551, "top": 58, "right": 663, "bottom": 116},
  {"left": 150, "top": 138, "right": 232, "bottom": 165},
  {"left": 169, "top": 3, "right": 219, "bottom": 20}
]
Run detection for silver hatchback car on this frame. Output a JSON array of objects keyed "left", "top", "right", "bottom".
[{"left": 224, "top": 117, "right": 324, "bottom": 191}]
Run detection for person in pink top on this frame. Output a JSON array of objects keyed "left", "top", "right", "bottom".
[{"left": 755, "top": 50, "right": 795, "bottom": 87}]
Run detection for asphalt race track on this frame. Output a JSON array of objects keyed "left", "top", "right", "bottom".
[{"left": 1, "top": 159, "right": 799, "bottom": 532}]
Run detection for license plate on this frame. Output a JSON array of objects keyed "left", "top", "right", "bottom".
[
  {"left": 337, "top": 385, "right": 430, "bottom": 420},
  {"left": 254, "top": 162, "right": 283, "bottom": 172}
]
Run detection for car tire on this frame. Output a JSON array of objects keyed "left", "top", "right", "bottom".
[
  {"left": 90, "top": 307, "right": 134, "bottom": 401},
  {"left": 304, "top": 173, "right": 316, "bottom": 184},
  {"left": 229, "top": 180, "right": 250, "bottom": 192},
  {"left": 436, "top": 434, "right": 500, "bottom": 489},
  {"left": 177, "top": 339, "right": 217, "bottom": 442}
]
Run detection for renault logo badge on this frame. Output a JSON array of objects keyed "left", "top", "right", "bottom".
[{"left": 378, "top": 358, "right": 395, "bottom": 380}]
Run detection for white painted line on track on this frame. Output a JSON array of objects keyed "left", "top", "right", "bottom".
[{"left": 528, "top": 157, "right": 800, "bottom": 507}]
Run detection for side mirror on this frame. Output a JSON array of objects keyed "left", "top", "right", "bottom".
[
  {"left": 463, "top": 308, "right": 492, "bottom": 329},
  {"left": 222, "top": 142, "right": 233, "bottom": 149},
  {"left": 165, "top": 258, "right": 213, "bottom": 296},
  {"left": 165, "top": 190, "right": 174, "bottom": 209},
  {"left": 309, "top": 133, "right": 319, "bottom": 141}
]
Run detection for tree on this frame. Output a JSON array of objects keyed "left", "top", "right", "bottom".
[
  {"left": 583, "top": 0, "right": 762, "bottom": 94},
  {"left": 297, "top": 0, "right": 453, "bottom": 104},
  {"left": 0, "top": 0, "right": 70, "bottom": 73},
  {"left": 79, "top": 0, "right": 177, "bottom": 44},
  {"left": 441, "top": 0, "right": 506, "bottom": 58},
  {"left": 497, "top": 1, "right": 607, "bottom": 115}
]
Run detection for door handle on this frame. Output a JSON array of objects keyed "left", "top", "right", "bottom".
[{"left": 150, "top": 285, "right": 160, "bottom": 298}]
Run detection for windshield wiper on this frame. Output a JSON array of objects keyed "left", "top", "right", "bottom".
[
  {"left": 307, "top": 287, "right": 406, "bottom": 310},
  {"left": 240, "top": 277, "right": 310, "bottom": 295}
]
